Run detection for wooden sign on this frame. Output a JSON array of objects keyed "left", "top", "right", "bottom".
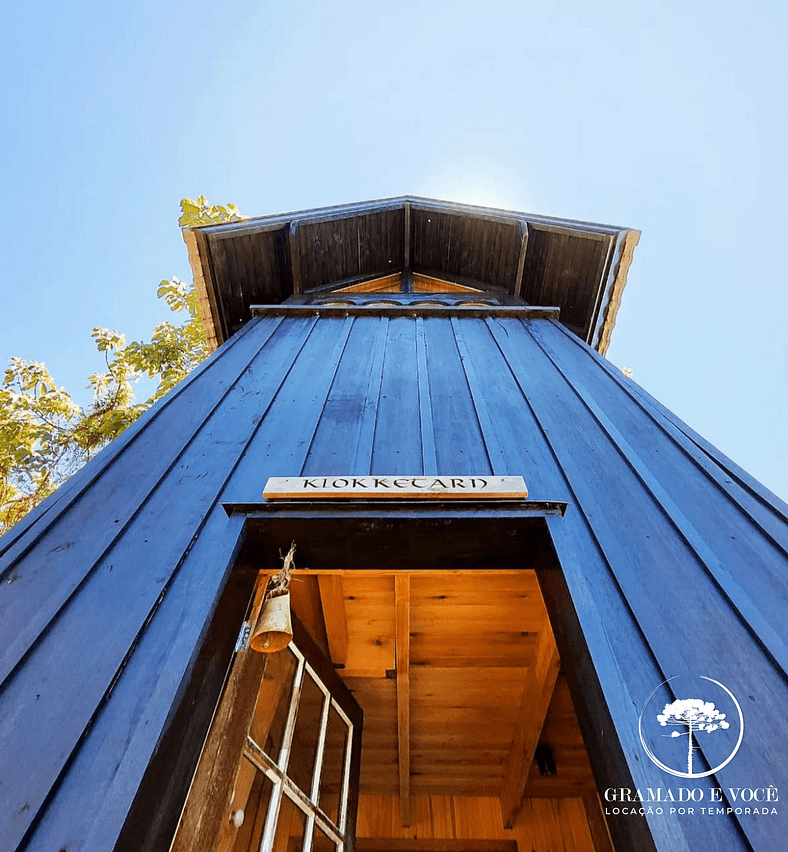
[{"left": 263, "top": 475, "right": 527, "bottom": 500}]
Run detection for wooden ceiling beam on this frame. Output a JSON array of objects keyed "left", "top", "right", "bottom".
[
  {"left": 395, "top": 574, "right": 411, "bottom": 826},
  {"left": 289, "top": 574, "right": 331, "bottom": 661},
  {"left": 499, "top": 619, "right": 560, "bottom": 828},
  {"left": 317, "top": 574, "right": 349, "bottom": 666}
]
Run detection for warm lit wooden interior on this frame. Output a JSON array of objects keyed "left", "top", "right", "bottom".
[
  {"left": 284, "top": 569, "right": 609, "bottom": 851},
  {"left": 334, "top": 273, "right": 485, "bottom": 295}
]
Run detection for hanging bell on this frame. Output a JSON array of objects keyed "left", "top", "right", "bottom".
[{"left": 250, "top": 591, "right": 293, "bottom": 653}]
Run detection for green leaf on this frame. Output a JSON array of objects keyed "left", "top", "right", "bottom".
[{"left": 0, "top": 196, "right": 243, "bottom": 535}]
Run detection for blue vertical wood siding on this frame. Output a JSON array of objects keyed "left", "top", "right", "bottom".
[{"left": 1, "top": 311, "right": 786, "bottom": 851}]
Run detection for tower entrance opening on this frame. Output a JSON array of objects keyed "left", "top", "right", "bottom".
[{"left": 171, "top": 504, "right": 615, "bottom": 852}]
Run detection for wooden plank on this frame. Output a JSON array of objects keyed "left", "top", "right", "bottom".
[
  {"left": 0, "top": 318, "right": 325, "bottom": 851},
  {"left": 500, "top": 623, "right": 560, "bottom": 828},
  {"left": 521, "top": 676, "right": 596, "bottom": 798},
  {"left": 410, "top": 724, "right": 516, "bottom": 749},
  {"left": 396, "top": 574, "right": 411, "bottom": 826},
  {"left": 170, "top": 573, "right": 270, "bottom": 851},
  {"left": 488, "top": 317, "right": 758, "bottom": 851},
  {"left": 370, "top": 317, "right": 422, "bottom": 473},
  {"left": 318, "top": 574, "right": 349, "bottom": 666},
  {"left": 25, "top": 512, "right": 250, "bottom": 852},
  {"left": 512, "top": 221, "right": 528, "bottom": 299},
  {"left": 184, "top": 226, "right": 222, "bottom": 350},
  {"left": 412, "top": 571, "right": 539, "bottom": 595},
  {"left": 403, "top": 202, "right": 411, "bottom": 272},
  {"left": 410, "top": 266, "right": 504, "bottom": 294},
  {"left": 421, "top": 318, "right": 489, "bottom": 474},
  {"left": 525, "top": 320, "right": 788, "bottom": 816},
  {"left": 410, "top": 628, "right": 539, "bottom": 669},
  {"left": 410, "top": 667, "right": 528, "bottom": 706},
  {"left": 451, "top": 317, "right": 507, "bottom": 475},
  {"left": 411, "top": 609, "right": 544, "bottom": 631},
  {"left": 429, "top": 795, "right": 454, "bottom": 839},
  {"left": 583, "top": 791, "right": 616, "bottom": 852},
  {"left": 250, "top": 304, "right": 559, "bottom": 319},
  {"left": 409, "top": 747, "right": 509, "bottom": 765},
  {"left": 307, "top": 271, "right": 400, "bottom": 296},
  {"left": 265, "top": 475, "right": 526, "bottom": 499},
  {"left": 350, "top": 316, "right": 390, "bottom": 472},
  {"left": 555, "top": 318, "right": 788, "bottom": 532},
  {"left": 0, "top": 315, "right": 280, "bottom": 681},
  {"left": 221, "top": 315, "right": 354, "bottom": 502},
  {"left": 415, "top": 317, "right": 437, "bottom": 475},
  {"left": 412, "top": 273, "right": 484, "bottom": 294},
  {"left": 452, "top": 797, "right": 507, "bottom": 839},
  {"left": 299, "top": 315, "right": 387, "bottom": 474},
  {"left": 554, "top": 318, "right": 788, "bottom": 555},
  {"left": 342, "top": 575, "right": 395, "bottom": 677},
  {"left": 532, "top": 320, "right": 788, "bottom": 673},
  {"left": 288, "top": 220, "right": 303, "bottom": 294},
  {"left": 290, "top": 574, "right": 330, "bottom": 660},
  {"left": 357, "top": 841, "right": 517, "bottom": 852},
  {"left": 335, "top": 273, "right": 402, "bottom": 293}
]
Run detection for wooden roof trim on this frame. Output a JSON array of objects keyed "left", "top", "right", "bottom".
[
  {"left": 411, "top": 273, "right": 484, "bottom": 293},
  {"left": 594, "top": 228, "right": 641, "bottom": 356},
  {"left": 408, "top": 199, "right": 520, "bottom": 228},
  {"left": 410, "top": 266, "right": 508, "bottom": 295},
  {"left": 249, "top": 304, "right": 561, "bottom": 320},
  {"left": 335, "top": 273, "right": 402, "bottom": 293},
  {"left": 583, "top": 234, "right": 618, "bottom": 348},
  {"left": 190, "top": 197, "right": 408, "bottom": 240},
  {"left": 183, "top": 227, "right": 222, "bottom": 352},
  {"left": 405, "top": 195, "right": 629, "bottom": 235},
  {"left": 525, "top": 221, "right": 611, "bottom": 241},
  {"left": 304, "top": 270, "right": 404, "bottom": 295},
  {"left": 184, "top": 196, "right": 638, "bottom": 351},
  {"left": 186, "top": 195, "right": 631, "bottom": 241},
  {"left": 513, "top": 220, "right": 528, "bottom": 299}
]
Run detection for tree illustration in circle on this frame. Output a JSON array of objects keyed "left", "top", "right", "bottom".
[{"left": 657, "top": 698, "right": 730, "bottom": 774}]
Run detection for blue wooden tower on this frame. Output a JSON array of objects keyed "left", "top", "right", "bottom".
[{"left": 1, "top": 198, "right": 785, "bottom": 852}]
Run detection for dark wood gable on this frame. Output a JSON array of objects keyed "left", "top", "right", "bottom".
[{"left": 184, "top": 197, "right": 639, "bottom": 353}]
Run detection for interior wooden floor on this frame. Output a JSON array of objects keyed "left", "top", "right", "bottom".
[{"left": 289, "top": 569, "right": 613, "bottom": 852}]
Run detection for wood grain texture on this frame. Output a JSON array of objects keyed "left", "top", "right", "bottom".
[
  {"left": 189, "top": 197, "right": 634, "bottom": 350},
  {"left": 355, "top": 794, "right": 596, "bottom": 851},
  {"left": 170, "top": 635, "right": 268, "bottom": 851},
  {"left": 6, "top": 293, "right": 787, "bottom": 852},
  {"left": 396, "top": 574, "right": 412, "bottom": 826},
  {"left": 318, "top": 573, "right": 349, "bottom": 665},
  {"left": 500, "top": 622, "right": 560, "bottom": 827}
]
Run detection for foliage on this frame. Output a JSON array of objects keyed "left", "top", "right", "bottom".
[
  {"left": 0, "top": 197, "right": 244, "bottom": 535},
  {"left": 178, "top": 195, "right": 245, "bottom": 228}
]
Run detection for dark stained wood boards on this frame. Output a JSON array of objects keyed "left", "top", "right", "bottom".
[
  {"left": 186, "top": 197, "right": 638, "bottom": 353},
  {"left": 2, "top": 303, "right": 786, "bottom": 852}
]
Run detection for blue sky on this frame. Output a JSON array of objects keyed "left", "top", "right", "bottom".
[{"left": 2, "top": 0, "right": 786, "bottom": 500}]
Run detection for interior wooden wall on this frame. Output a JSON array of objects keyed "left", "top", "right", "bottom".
[{"left": 356, "top": 794, "right": 596, "bottom": 852}]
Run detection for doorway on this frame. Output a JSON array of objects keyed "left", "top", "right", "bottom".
[{"left": 171, "top": 501, "right": 614, "bottom": 851}]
